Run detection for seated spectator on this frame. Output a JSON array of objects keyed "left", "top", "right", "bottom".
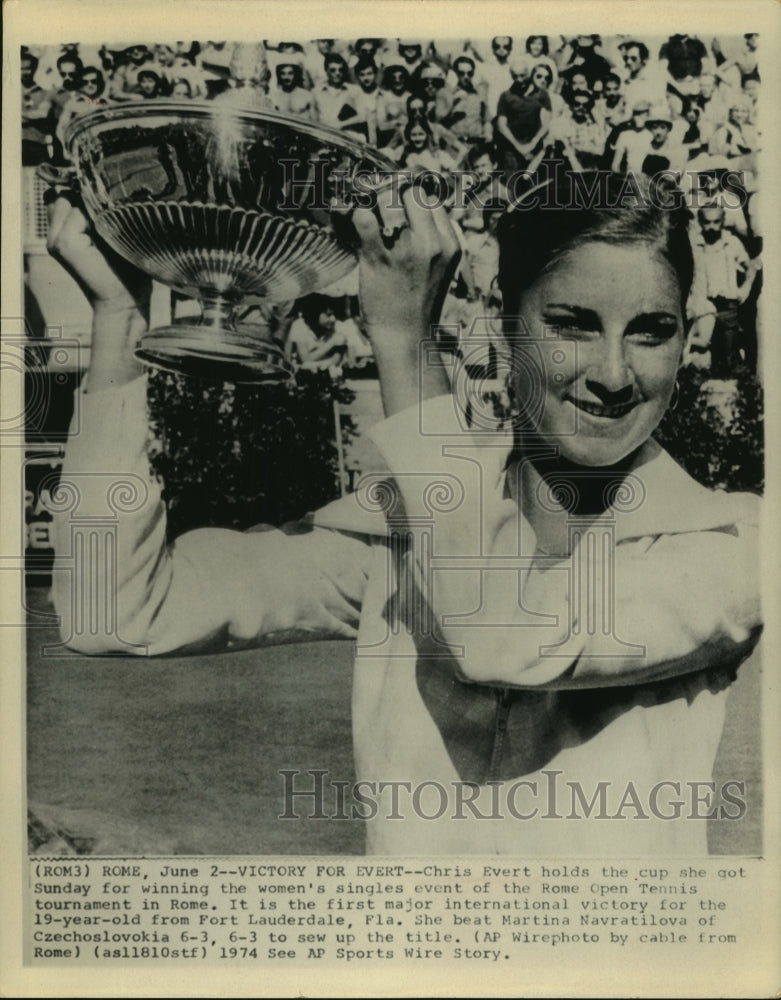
[
  {"left": 376, "top": 64, "right": 411, "bottom": 147},
  {"left": 171, "top": 77, "right": 194, "bottom": 99},
  {"left": 271, "top": 57, "right": 314, "bottom": 119},
  {"left": 411, "top": 62, "right": 454, "bottom": 125},
  {"left": 348, "top": 56, "right": 382, "bottom": 144},
  {"left": 659, "top": 33, "right": 710, "bottom": 97},
  {"left": 313, "top": 54, "right": 359, "bottom": 130},
  {"left": 559, "top": 34, "right": 612, "bottom": 91},
  {"left": 55, "top": 66, "right": 109, "bottom": 153},
  {"left": 494, "top": 60, "right": 552, "bottom": 177},
  {"left": 21, "top": 51, "right": 52, "bottom": 166},
  {"left": 593, "top": 72, "right": 628, "bottom": 129},
  {"left": 672, "top": 99, "right": 713, "bottom": 162},
  {"left": 550, "top": 91, "right": 608, "bottom": 170},
  {"left": 475, "top": 36, "right": 515, "bottom": 121},
  {"left": 640, "top": 104, "right": 686, "bottom": 177},
  {"left": 442, "top": 56, "right": 486, "bottom": 144},
  {"left": 395, "top": 118, "right": 461, "bottom": 177},
  {"left": 711, "top": 96, "right": 760, "bottom": 165},
  {"left": 109, "top": 43, "right": 155, "bottom": 101},
  {"left": 620, "top": 40, "right": 666, "bottom": 111},
  {"left": 138, "top": 69, "right": 164, "bottom": 99},
  {"left": 285, "top": 295, "right": 348, "bottom": 374},
  {"left": 605, "top": 97, "right": 651, "bottom": 170},
  {"left": 449, "top": 143, "right": 508, "bottom": 301}
]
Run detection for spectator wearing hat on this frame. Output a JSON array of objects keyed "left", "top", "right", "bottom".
[
  {"left": 639, "top": 104, "right": 686, "bottom": 177},
  {"left": 609, "top": 97, "right": 653, "bottom": 172}
]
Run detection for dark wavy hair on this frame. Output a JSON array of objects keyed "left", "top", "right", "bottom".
[{"left": 497, "top": 169, "right": 694, "bottom": 325}]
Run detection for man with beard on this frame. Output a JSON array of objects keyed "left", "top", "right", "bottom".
[
  {"left": 443, "top": 56, "right": 487, "bottom": 145},
  {"left": 593, "top": 73, "right": 627, "bottom": 130},
  {"left": 688, "top": 204, "right": 761, "bottom": 375},
  {"left": 21, "top": 51, "right": 52, "bottom": 166},
  {"left": 271, "top": 57, "right": 314, "bottom": 119}
]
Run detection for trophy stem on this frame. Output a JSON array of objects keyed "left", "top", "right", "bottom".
[{"left": 134, "top": 290, "right": 294, "bottom": 383}]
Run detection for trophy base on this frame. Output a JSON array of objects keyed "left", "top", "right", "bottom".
[{"left": 135, "top": 325, "right": 294, "bottom": 383}]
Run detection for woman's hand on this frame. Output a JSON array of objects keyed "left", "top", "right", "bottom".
[
  {"left": 351, "top": 177, "right": 461, "bottom": 415},
  {"left": 46, "top": 194, "right": 150, "bottom": 389}
]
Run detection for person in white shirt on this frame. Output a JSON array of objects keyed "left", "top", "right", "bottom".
[
  {"left": 313, "top": 54, "right": 359, "bottom": 131},
  {"left": 47, "top": 168, "right": 760, "bottom": 856}
]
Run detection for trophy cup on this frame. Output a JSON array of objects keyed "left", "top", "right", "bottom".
[{"left": 64, "top": 100, "right": 396, "bottom": 381}]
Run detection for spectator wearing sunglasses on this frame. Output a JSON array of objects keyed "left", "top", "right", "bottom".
[{"left": 442, "top": 57, "right": 486, "bottom": 144}]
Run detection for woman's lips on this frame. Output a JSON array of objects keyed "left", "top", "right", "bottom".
[{"left": 566, "top": 396, "right": 639, "bottom": 420}]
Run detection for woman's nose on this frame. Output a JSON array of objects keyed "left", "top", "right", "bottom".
[{"left": 584, "top": 340, "right": 634, "bottom": 401}]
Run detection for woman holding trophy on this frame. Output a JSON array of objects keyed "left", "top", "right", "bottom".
[{"left": 48, "top": 157, "right": 760, "bottom": 856}]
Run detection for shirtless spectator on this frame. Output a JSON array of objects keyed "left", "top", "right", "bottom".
[{"left": 271, "top": 58, "right": 314, "bottom": 119}]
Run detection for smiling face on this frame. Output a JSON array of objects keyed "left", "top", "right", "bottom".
[
  {"left": 512, "top": 242, "right": 684, "bottom": 467},
  {"left": 408, "top": 123, "right": 428, "bottom": 150}
]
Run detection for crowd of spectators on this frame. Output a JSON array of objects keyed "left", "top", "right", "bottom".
[{"left": 22, "top": 35, "right": 763, "bottom": 379}]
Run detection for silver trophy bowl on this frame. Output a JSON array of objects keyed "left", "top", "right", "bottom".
[{"left": 65, "top": 101, "right": 395, "bottom": 381}]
